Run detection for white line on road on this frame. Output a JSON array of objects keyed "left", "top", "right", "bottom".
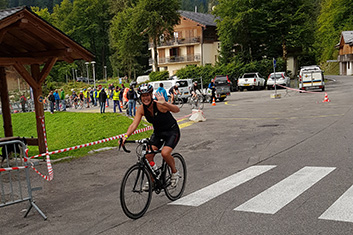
[
  {"left": 234, "top": 166, "right": 336, "bottom": 214},
  {"left": 169, "top": 165, "right": 276, "bottom": 207},
  {"left": 319, "top": 185, "right": 353, "bottom": 223}
]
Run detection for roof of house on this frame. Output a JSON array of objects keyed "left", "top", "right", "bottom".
[
  {"left": 0, "top": 6, "right": 94, "bottom": 65},
  {"left": 341, "top": 31, "right": 353, "bottom": 44},
  {"left": 179, "top": 10, "right": 217, "bottom": 27}
]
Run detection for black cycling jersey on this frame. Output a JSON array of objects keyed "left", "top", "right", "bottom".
[
  {"left": 143, "top": 102, "right": 178, "bottom": 133},
  {"left": 168, "top": 85, "right": 179, "bottom": 94}
]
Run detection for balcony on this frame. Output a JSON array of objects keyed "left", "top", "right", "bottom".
[
  {"left": 338, "top": 54, "right": 353, "bottom": 62},
  {"left": 149, "top": 54, "right": 201, "bottom": 65},
  {"left": 149, "top": 37, "right": 201, "bottom": 48}
]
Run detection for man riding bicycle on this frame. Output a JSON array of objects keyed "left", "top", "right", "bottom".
[
  {"left": 120, "top": 84, "right": 181, "bottom": 188},
  {"left": 168, "top": 83, "right": 181, "bottom": 104},
  {"left": 190, "top": 81, "right": 200, "bottom": 100}
]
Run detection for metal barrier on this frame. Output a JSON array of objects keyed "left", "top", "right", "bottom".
[{"left": 0, "top": 140, "right": 46, "bottom": 220}]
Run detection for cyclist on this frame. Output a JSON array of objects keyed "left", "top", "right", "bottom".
[
  {"left": 70, "top": 90, "right": 78, "bottom": 108},
  {"left": 120, "top": 83, "right": 181, "bottom": 188},
  {"left": 190, "top": 81, "right": 200, "bottom": 100},
  {"left": 168, "top": 83, "right": 181, "bottom": 104}
]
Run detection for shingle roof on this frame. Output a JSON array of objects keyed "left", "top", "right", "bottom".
[
  {"left": 179, "top": 10, "right": 217, "bottom": 27},
  {"left": 0, "top": 6, "right": 25, "bottom": 21}
]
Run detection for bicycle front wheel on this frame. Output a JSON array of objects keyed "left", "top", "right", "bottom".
[
  {"left": 174, "top": 97, "right": 184, "bottom": 109},
  {"left": 120, "top": 164, "right": 152, "bottom": 219},
  {"left": 164, "top": 153, "right": 187, "bottom": 201},
  {"left": 197, "top": 96, "right": 204, "bottom": 110}
]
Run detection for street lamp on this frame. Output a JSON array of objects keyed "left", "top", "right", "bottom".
[
  {"left": 85, "top": 62, "right": 90, "bottom": 85},
  {"left": 91, "top": 61, "right": 96, "bottom": 89},
  {"left": 104, "top": 66, "right": 107, "bottom": 82}
]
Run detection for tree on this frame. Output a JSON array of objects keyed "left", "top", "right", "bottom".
[
  {"left": 214, "top": 0, "right": 318, "bottom": 66},
  {"left": 137, "top": 0, "right": 180, "bottom": 72},
  {"left": 110, "top": 7, "right": 146, "bottom": 79},
  {"left": 315, "top": 0, "right": 353, "bottom": 63},
  {"left": 0, "top": 0, "right": 8, "bottom": 9}
]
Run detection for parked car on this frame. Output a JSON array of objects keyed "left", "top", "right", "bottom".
[
  {"left": 298, "top": 65, "right": 325, "bottom": 92},
  {"left": 207, "top": 75, "right": 231, "bottom": 101},
  {"left": 76, "top": 77, "right": 93, "bottom": 83},
  {"left": 238, "top": 72, "right": 266, "bottom": 91},
  {"left": 267, "top": 72, "right": 290, "bottom": 90}
]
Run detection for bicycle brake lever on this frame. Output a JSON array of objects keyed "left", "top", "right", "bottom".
[{"left": 118, "top": 138, "right": 131, "bottom": 153}]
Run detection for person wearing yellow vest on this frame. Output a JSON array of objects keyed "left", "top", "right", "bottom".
[
  {"left": 112, "top": 86, "right": 122, "bottom": 113},
  {"left": 83, "top": 88, "right": 89, "bottom": 108},
  {"left": 97, "top": 86, "right": 102, "bottom": 107}
]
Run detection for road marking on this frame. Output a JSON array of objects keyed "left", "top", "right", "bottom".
[
  {"left": 178, "top": 121, "right": 195, "bottom": 129},
  {"left": 169, "top": 165, "right": 276, "bottom": 207},
  {"left": 234, "top": 166, "right": 336, "bottom": 214},
  {"left": 319, "top": 185, "right": 353, "bottom": 223},
  {"left": 215, "top": 114, "right": 344, "bottom": 121}
]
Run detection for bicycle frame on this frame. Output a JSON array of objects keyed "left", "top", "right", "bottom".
[{"left": 120, "top": 139, "right": 170, "bottom": 193}]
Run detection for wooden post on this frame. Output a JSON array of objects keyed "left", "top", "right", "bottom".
[
  {"left": 31, "top": 64, "right": 46, "bottom": 154},
  {"left": 0, "top": 67, "right": 13, "bottom": 137}
]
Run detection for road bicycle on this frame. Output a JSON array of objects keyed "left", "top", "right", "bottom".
[
  {"left": 169, "top": 94, "right": 184, "bottom": 109},
  {"left": 187, "top": 94, "right": 204, "bottom": 110},
  {"left": 119, "top": 138, "right": 187, "bottom": 219}
]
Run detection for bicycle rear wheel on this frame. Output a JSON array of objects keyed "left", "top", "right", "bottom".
[
  {"left": 120, "top": 164, "right": 152, "bottom": 219},
  {"left": 164, "top": 153, "right": 187, "bottom": 201}
]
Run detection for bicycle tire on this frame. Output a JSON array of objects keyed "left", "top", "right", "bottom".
[
  {"left": 197, "top": 96, "right": 204, "bottom": 110},
  {"left": 164, "top": 153, "right": 187, "bottom": 201},
  {"left": 187, "top": 97, "right": 193, "bottom": 109},
  {"left": 120, "top": 164, "right": 152, "bottom": 219},
  {"left": 176, "top": 97, "right": 184, "bottom": 109}
]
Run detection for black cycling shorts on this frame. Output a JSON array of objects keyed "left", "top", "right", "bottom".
[{"left": 150, "top": 127, "right": 180, "bottom": 150}]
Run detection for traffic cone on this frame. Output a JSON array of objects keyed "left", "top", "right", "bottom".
[
  {"left": 322, "top": 92, "right": 331, "bottom": 103},
  {"left": 212, "top": 97, "right": 216, "bottom": 106}
]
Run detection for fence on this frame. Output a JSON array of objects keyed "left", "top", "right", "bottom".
[{"left": 0, "top": 140, "right": 46, "bottom": 220}]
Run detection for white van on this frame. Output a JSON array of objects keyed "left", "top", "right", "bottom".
[
  {"left": 149, "top": 79, "right": 192, "bottom": 101},
  {"left": 136, "top": 75, "right": 150, "bottom": 84},
  {"left": 298, "top": 65, "right": 325, "bottom": 91}
]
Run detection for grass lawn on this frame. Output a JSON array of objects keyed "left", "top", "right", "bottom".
[{"left": 0, "top": 112, "right": 152, "bottom": 160}]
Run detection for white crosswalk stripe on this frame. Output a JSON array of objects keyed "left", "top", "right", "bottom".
[
  {"left": 169, "top": 165, "right": 353, "bottom": 223},
  {"left": 319, "top": 185, "right": 353, "bottom": 223},
  {"left": 169, "top": 165, "right": 276, "bottom": 207},
  {"left": 234, "top": 166, "right": 336, "bottom": 214}
]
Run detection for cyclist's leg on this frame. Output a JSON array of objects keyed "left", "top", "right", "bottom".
[{"left": 160, "top": 146, "right": 177, "bottom": 173}]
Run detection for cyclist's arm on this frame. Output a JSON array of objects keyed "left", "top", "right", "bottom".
[{"left": 122, "top": 105, "right": 144, "bottom": 143}]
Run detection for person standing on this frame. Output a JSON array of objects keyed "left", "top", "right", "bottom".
[
  {"left": 54, "top": 89, "right": 60, "bottom": 111},
  {"left": 155, "top": 83, "right": 169, "bottom": 102},
  {"left": 20, "top": 93, "right": 27, "bottom": 112},
  {"left": 48, "top": 91, "right": 55, "bottom": 114},
  {"left": 89, "top": 88, "right": 94, "bottom": 106},
  {"left": 208, "top": 78, "right": 216, "bottom": 103},
  {"left": 99, "top": 88, "right": 107, "bottom": 113},
  {"left": 113, "top": 86, "right": 122, "bottom": 113},
  {"left": 60, "top": 89, "right": 66, "bottom": 111},
  {"left": 127, "top": 85, "right": 137, "bottom": 117}
]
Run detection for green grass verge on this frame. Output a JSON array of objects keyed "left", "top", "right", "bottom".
[{"left": 0, "top": 112, "right": 152, "bottom": 160}]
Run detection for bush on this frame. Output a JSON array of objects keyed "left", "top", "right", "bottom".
[{"left": 149, "top": 71, "right": 169, "bottom": 81}]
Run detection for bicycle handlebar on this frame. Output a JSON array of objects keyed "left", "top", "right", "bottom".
[{"left": 118, "top": 138, "right": 150, "bottom": 153}]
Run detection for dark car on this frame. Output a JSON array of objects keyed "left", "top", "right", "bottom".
[{"left": 213, "top": 75, "right": 231, "bottom": 101}]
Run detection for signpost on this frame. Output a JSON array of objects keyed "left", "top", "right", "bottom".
[{"left": 271, "top": 58, "right": 281, "bottom": 99}]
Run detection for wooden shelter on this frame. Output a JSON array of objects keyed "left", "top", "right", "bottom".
[{"left": 0, "top": 6, "right": 94, "bottom": 153}]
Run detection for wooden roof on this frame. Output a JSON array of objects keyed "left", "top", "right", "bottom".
[{"left": 0, "top": 6, "right": 94, "bottom": 66}]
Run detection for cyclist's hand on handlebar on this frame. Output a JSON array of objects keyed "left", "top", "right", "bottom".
[{"left": 118, "top": 137, "right": 131, "bottom": 153}]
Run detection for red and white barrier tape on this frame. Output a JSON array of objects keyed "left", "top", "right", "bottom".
[{"left": 276, "top": 84, "right": 321, "bottom": 94}]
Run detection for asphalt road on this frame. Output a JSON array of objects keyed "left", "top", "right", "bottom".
[{"left": 2, "top": 75, "right": 353, "bottom": 234}]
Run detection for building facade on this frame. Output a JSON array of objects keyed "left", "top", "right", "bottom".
[
  {"left": 337, "top": 31, "right": 353, "bottom": 75},
  {"left": 149, "top": 11, "right": 220, "bottom": 76}
]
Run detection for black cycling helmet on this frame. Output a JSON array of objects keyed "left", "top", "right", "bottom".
[{"left": 137, "top": 83, "right": 153, "bottom": 94}]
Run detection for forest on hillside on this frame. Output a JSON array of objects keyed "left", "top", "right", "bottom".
[{"left": 0, "top": 0, "right": 351, "bottom": 82}]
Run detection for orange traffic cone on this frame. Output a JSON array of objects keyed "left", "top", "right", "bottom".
[
  {"left": 322, "top": 92, "right": 330, "bottom": 103},
  {"left": 212, "top": 97, "right": 216, "bottom": 106}
]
